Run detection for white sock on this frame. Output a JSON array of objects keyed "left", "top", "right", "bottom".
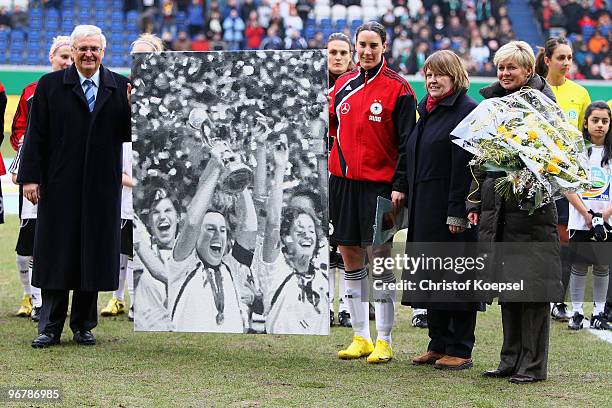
[
  {"left": 30, "top": 258, "right": 42, "bottom": 307},
  {"left": 127, "top": 258, "right": 134, "bottom": 308},
  {"left": 16, "top": 255, "right": 32, "bottom": 296},
  {"left": 374, "top": 274, "right": 396, "bottom": 344},
  {"left": 114, "top": 254, "right": 128, "bottom": 301},
  {"left": 412, "top": 308, "right": 426, "bottom": 317},
  {"left": 344, "top": 268, "right": 370, "bottom": 340},
  {"left": 329, "top": 268, "right": 336, "bottom": 313},
  {"left": 593, "top": 269, "right": 609, "bottom": 315},
  {"left": 338, "top": 270, "right": 349, "bottom": 313},
  {"left": 570, "top": 266, "right": 587, "bottom": 315}
]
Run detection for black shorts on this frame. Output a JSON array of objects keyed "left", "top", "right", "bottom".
[
  {"left": 0, "top": 182, "right": 4, "bottom": 224},
  {"left": 555, "top": 197, "right": 569, "bottom": 225},
  {"left": 569, "top": 229, "right": 612, "bottom": 265},
  {"left": 121, "top": 219, "right": 133, "bottom": 256},
  {"left": 329, "top": 175, "right": 391, "bottom": 247},
  {"left": 16, "top": 219, "right": 36, "bottom": 256},
  {"left": 329, "top": 245, "right": 345, "bottom": 270}
]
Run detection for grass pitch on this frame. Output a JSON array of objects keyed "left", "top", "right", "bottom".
[{"left": 0, "top": 214, "right": 611, "bottom": 407}]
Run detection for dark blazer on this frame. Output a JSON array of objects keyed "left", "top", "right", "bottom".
[
  {"left": 400, "top": 89, "right": 481, "bottom": 310},
  {"left": 405, "top": 89, "right": 477, "bottom": 242},
  {"left": 17, "top": 64, "right": 131, "bottom": 291}
]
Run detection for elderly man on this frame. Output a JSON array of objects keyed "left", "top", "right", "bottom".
[{"left": 18, "top": 25, "right": 131, "bottom": 348}]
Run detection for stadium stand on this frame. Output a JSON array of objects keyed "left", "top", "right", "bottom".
[
  {"left": 532, "top": 0, "right": 610, "bottom": 79},
  {"left": 0, "top": 0, "right": 608, "bottom": 77}
]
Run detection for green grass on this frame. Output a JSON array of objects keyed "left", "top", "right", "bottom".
[
  {"left": 2, "top": 132, "right": 14, "bottom": 160},
  {"left": 0, "top": 214, "right": 610, "bottom": 407}
]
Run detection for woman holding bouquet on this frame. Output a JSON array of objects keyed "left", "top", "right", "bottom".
[
  {"left": 468, "top": 41, "right": 562, "bottom": 383},
  {"left": 402, "top": 50, "right": 481, "bottom": 371}
]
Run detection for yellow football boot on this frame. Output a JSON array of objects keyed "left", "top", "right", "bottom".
[
  {"left": 16, "top": 294, "right": 32, "bottom": 317},
  {"left": 101, "top": 297, "right": 126, "bottom": 316},
  {"left": 338, "top": 335, "right": 374, "bottom": 360},
  {"left": 366, "top": 339, "right": 393, "bottom": 364}
]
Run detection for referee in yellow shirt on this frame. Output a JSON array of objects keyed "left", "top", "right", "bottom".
[{"left": 536, "top": 37, "right": 591, "bottom": 322}]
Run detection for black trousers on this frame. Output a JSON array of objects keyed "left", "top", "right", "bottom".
[
  {"left": 498, "top": 302, "right": 550, "bottom": 380},
  {"left": 426, "top": 309, "right": 477, "bottom": 359},
  {"left": 560, "top": 245, "right": 571, "bottom": 301},
  {"left": 38, "top": 290, "right": 98, "bottom": 337}
]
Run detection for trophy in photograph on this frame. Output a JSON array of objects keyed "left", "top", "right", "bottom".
[{"left": 188, "top": 107, "right": 253, "bottom": 193}]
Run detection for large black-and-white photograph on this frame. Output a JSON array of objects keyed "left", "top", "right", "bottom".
[{"left": 131, "top": 50, "right": 329, "bottom": 335}]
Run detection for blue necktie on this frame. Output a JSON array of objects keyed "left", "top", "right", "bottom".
[{"left": 83, "top": 79, "right": 95, "bottom": 112}]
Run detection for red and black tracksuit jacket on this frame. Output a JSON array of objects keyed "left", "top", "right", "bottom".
[
  {"left": 10, "top": 81, "right": 38, "bottom": 153},
  {"left": 329, "top": 58, "right": 416, "bottom": 192}
]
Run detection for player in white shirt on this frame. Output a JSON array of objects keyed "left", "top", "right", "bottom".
[
  {"left": 566, "top": 101, "right": 612, "bottom": 331},
  {"left": 133, "top": 187, "right": 180, "bottom": 331},
  {"left": 169, "top": 144, "right": 257, "bottom": 332},
  {"left": 9, "top": 147, "right": 42, "bottom": 321},
  {"left": 101, "top": 143, "right": 135, "bottom": 318},
  {"left": 253, "top": 136, "right": 329, "bottom": 335}
]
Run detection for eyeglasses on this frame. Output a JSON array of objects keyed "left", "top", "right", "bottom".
[{"left": 75, "top": 46, "right": 103, "bottom": 54}]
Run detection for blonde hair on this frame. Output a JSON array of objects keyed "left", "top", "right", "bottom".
[
  {"left": 49, "top": 35, "right": 71, "bottom": 58},
  {"left": 130, "top": 33, "right": 164, "bottom": 53},
  {"left": 493, "top": 40, "right": 535, "bottom": 72},
  {"left": 422, "top": 50, "right": 470, "bottom": 91}
]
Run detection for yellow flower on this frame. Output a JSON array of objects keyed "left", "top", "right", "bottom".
[
  {"left": 497, "top": 125, "right": 512, "bottom": 138},
  {"left": 555, "top": 139, "right": 566, "bottom": 150},
  {"left": 552, "top": 156, "right": 562, "bottom": 164},
  {"left": 512, "top": 136, "right": 523, "bottom": 145},
  {"left": 547, "top": 163, "right": 561, "bottom": 174},
  {"left": 528, "top": 130, "right": 538, "bottom": 141}
]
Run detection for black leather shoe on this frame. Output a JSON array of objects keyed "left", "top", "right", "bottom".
[
  {"left": 32, "top": 333, "right": 60, "bottom": 348},
  {"left": 73, "top": 330, "right": 96, "bottom": 345},
  {"left": 508, "top": 374, "right": 541, "bottom": 384},
  {"left": 482, "top": 368, "right": 513, "bottom": 378}
]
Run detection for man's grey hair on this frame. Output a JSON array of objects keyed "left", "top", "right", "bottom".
[{"left": 70, "top": 25, "right": 107, "bottom": 49}]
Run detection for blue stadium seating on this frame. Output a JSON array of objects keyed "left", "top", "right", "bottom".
[
  {"left": 27, "top": 52, "right": 40, "bottom": 66},
  {"left": 319, "top": 18, "right": 332, "bottom": 29},
  {"left": 111, "top": 11, "right": 124, "bottom": 23},
  {"left": 29, "top": 8, "right": 43, "bottom": 20},
  {"left": 61, "top": 20, "right": 74, "bottom": 33},
  {"left": 10, "top": 30, "right": 26, "bottom": 42},
  {"left": 47, "top": 8, "right": 60, "bottom": 20},
  {"left": 126, "top": 11, "right": 139, "bottom": 25},
  {"left": 9, "top": 49, "right": 24, "bottom": 65},
  {"left": 334, "top": 19, "right": 347, "bottom": 29},
  {"left": 110, "top": 54, "right": 125, "bottom": 67}
]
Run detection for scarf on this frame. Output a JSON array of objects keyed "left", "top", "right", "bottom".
[{"left": 425, "top": 89, "right": 455, "bottom": 113}]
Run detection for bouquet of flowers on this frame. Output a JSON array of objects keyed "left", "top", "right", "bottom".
[{"left": 451, "top": 88, "right": 591, "bottom": 213}]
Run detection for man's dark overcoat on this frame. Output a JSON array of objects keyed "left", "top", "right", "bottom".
[{"left": 18, "top": 64, "right": 131, "bottom": 291}]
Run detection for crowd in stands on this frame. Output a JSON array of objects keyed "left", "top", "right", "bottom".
[
  {"left": 533, "top": 0, "right": 611, "bottom": 79},
  {"left": 0, "top": 0, "right": 608, "bottom": 78},
  {"left": 127, "top": 0, "right": 520, "bottom": 76}
]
